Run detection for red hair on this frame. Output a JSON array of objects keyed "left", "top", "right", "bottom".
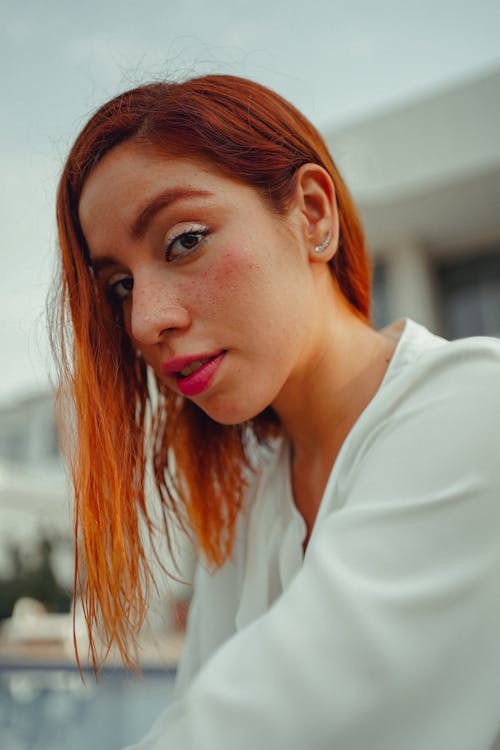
[{"left": 53, "top": 74, "right": 371, "bottom": 670}]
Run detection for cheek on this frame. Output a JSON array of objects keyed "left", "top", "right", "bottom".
[
  {"left": 206, "top": 245, "right": 305, "bottom": 358},
  {"left": 210, "top": 250, "right": 241, "bottom": 293},
  {"left": 197, "top": 246, "right": 265, "bottom": 312}
]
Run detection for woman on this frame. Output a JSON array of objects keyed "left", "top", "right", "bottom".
[{"left": 54, "top": 75, "right": 500, "bottom": 749}]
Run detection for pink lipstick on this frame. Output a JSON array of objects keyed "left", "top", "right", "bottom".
[{"left": 161, "top": 351, "right": 225, "bottom": 397}]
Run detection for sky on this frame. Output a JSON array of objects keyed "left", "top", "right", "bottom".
[{"left": 1, "top": 0, "right": 500, "bottom": 405}]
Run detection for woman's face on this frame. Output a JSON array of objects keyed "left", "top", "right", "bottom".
[{"left": 79, "top": 141, "right": 325, "bottom": 425}]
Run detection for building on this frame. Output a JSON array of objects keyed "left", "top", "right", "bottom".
[
  {"left": 0, "top": 390, "right": 193, "bottom": 635},
  {"left": 1, "top": 63, "right": 499, "bottom": 608},
  {"left": 0, "top": 392, "right": 71, "bottom": 581},
  {"left": 326, "top": 64, "right": 500, "bottom": 338}
]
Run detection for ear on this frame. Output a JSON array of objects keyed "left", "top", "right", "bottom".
[{"left": 292, "top": 163, "right": 339, "bottom": 263}]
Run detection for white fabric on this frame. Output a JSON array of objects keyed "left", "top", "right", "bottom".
[{"left": 126, "top": 319, "right": 500, "bottom": 750}]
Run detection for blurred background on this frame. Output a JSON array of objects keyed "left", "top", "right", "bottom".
[{"left": 1, "top": 0, "right": 499, "bottom": 747}]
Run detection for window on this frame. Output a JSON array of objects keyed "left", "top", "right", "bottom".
[
  {"left": 371, "top": 260, "right": 390, "bottom": 330},
  {"left": 436, "top": 250, "right": 500, "bottom": 339}
]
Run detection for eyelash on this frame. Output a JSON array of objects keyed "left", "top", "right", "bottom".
[
  {"left": 165, "top": 228, "right": 209, "bottom": 262},
  {"left": 106, "top": 228, "right": 209, "bottom": 303},
  {"left": 107, "top": 276, "right": 133, "bottom": 303}
]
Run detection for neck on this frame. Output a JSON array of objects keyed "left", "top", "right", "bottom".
[
  {"left": 271, "top": 296, "right": 398, "bottom": 538},
  {"left": 274, "top": 308, "right": 395, "bottom": 460}
]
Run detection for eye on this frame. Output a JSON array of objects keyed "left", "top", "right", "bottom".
[
  {"left": 165, "top": 229, "right": 208, "bottom": 263},
  {"left": 107, "top": 274, "right": 133, "bottom": 302}
]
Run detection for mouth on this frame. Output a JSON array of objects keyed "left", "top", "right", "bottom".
[
  {"left": 177, "top": 357, "right": 213, "bottom": 379},
  {"left": 161, "top": 350, "right": 226, "bottom": 398}
]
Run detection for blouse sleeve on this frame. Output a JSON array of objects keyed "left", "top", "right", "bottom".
[{"left": 125, "top": 345, "right": 500, "bottom": 750}]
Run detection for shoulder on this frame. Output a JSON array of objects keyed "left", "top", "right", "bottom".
[
  {"left": 370, "top": 319, "right": 500, "bottom": 431},
  {"left": 387, "top": 323, "right": 500, "bottom": 449},
  {"left": 319, "top": 322, "right": 500, "bottom": 521},
  {"left": 311, "top": 325, "right": 500, "bottom": 594},
  {"left": 383, "top": 318, "right": 500, "bottom": 394}
]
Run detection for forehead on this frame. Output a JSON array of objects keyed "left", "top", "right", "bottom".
[{"left": 78, "top": 141, "right": 232, "bottom": 229}]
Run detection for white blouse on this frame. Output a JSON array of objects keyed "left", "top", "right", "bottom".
[{"left": 126, "top": 320, "right": 500, "bottom": 750}]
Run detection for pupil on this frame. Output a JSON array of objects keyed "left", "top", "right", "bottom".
[{"left": 182, "top": 233, "right": 199, "bottom": 249}]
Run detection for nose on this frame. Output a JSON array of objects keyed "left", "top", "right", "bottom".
[{"left": 128, "top": 276, "right": 191, "bottom": 347}]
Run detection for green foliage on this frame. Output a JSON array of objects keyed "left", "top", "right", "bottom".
[{"left": 0, "top": 536, "right": 71, "bottom": 620}]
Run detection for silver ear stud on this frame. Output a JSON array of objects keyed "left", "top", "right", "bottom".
[{"left": 314, "top": 230, "right": 332, "bottom": 254}]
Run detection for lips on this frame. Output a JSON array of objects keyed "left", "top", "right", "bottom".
[
  {"left": 178, "top": 357, "right": 212, "bottom": 377},
  {"left": 160, "top": 350, "right": 225, "bottom": 397}
]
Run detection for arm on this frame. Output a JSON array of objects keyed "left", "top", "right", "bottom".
[{"left": 128, "top": 350, "right": 500, "bottom": 750}]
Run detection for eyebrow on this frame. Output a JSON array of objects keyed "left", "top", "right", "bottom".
[
  {"left": 89, "top": 256, "right": 119, "bottom": 275},
  {"left": 130, "top": 188, "right": 213, "bottom": 239},
  {"left": 88, "top": 188, "right": 213, "bottom": 275}
]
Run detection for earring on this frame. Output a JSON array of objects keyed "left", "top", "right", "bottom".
[{"left": 314, "top": 230, "right": 332, "bottom": 254}]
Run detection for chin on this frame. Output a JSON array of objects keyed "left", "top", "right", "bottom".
[{"left": 196, "top": 394, "right": 268, "bottom": 427}]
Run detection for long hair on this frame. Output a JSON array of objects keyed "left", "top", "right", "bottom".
[{"left": 52, "top": 74, "right": 371, "bottom": 670}]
